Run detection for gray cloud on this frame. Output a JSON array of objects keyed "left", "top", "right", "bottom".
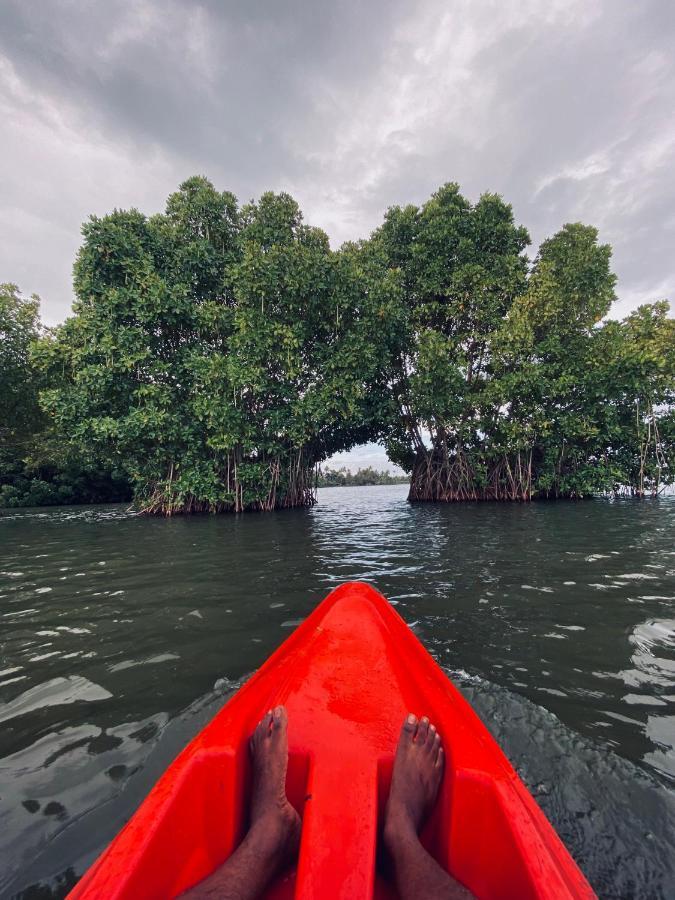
[{"left": 1, "top": 0, "right": 673, "bottom": 338}]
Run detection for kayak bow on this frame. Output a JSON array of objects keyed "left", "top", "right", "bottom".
[{"left": 68, "top": 582, "right": 595, "bottom": 899}]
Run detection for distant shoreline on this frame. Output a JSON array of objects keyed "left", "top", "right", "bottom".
[
  {"left": 318, "top": 481, "right": 410, "bottom": 488},
  {"left": 316, "top": 466, "right": 409, "bottom": 488}
]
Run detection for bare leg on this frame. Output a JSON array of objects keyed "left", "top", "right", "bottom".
[
  {"left": 383, "top": 714, "right": 476, "bottom": 900},
  {"left": 182, "top": 706, "right": 300, "bottom": 900}
]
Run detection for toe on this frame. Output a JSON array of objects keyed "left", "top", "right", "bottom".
[
  {"left": 427, "top": 723, "right": 437, "bottom": 750},
  {"left": 416, "top": 716, "right": 430, "bottom": 744},
  {"left": 250, "top": 710, "right": 273, "bottom": 751},
  {"left": 272, "top": 705, "right": 287, "bottom": 730},
  {"left": 402, "top": 713, "right": 418, "bottom": 739},
  {"left": 435, "top": 746, "right": 444, "bottom": 769}
]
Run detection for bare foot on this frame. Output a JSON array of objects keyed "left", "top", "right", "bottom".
[
  {"left": 384, "top": 713, "right": 444, "bottom": 849},
  {"left": 248, "top": 706, "right": 301, "bottom": 864},
  {"left": 382, "top": 715, "right": 474, "bottom": 900}
]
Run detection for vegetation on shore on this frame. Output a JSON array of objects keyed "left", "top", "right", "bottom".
[
  {"left": 317, "top": 467, "right": 409, "bottom": 487},
  {"left": 0, "top": 284, "right": 131, "bottom": 508},
  {"left": 1, "top": 178, "right": 673, "bottom": 513}
]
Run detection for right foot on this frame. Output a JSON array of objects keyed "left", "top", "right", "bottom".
[
  {"left": 384, "top": 713, "right": 444, "bottom": 849},
  {"left": 248, "top": 706, "right": 301, "bottom": 864}
]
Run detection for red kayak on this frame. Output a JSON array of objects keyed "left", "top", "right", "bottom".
[{"left": 68, "top": 582, "right": 595, "bottom": 899}]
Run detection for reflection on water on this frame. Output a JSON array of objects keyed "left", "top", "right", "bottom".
[
  {"left": 1, "top": 488, "right": 674, "bottom": 898},
  {"left": 0, "top": 676, "right": 112, "bottom": 725}
]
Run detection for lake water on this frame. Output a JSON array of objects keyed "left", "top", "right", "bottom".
[{"left": 1, "top": 486, "right": 674, "bottom": 898}]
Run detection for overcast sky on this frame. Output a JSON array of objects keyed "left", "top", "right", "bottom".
[{"left": 1, "top": 0, "right": 673, "bottom": 471}]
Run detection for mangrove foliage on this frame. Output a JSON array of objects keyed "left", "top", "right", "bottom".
[
  {"left": 1, "top": 178, "right": 673, "bottom": 512},
  {"left": 371, "top": 185, "right": 674, "bottom": 500},
  {"left": 0, "top": 283, "right": 130, "bottom": 507},
  {"left": 36, "top": 178, "right": 401, "bottom": 513}
]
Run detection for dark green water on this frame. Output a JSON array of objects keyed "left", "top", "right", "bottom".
[{"left": 1, "top": 486, "right": 674, "bottom": 898}]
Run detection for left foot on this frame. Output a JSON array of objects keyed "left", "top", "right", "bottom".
[{"left": 247, "top": 706, "right": 301, "bottom": 864}]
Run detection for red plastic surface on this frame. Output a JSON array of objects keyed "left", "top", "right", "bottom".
[{"left": 68, "top": 582, "right": 596, "bottom": 899}]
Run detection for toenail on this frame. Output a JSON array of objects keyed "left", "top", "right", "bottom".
[{"left": 407, "top": 713, "right": 417, "bottom": 725}]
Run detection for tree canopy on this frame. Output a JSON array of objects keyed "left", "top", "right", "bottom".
[
  {"left": 2, "top": 178, "right": 673, "bottom": 512},
  {"left": 38, "top": 177, "right": 402, "bottom": 513},
  {"left": 368, "top": 187, "right": 673, "bottom": 500}
]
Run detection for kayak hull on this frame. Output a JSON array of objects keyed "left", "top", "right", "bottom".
[{"left": 68, "top": 582, "right": 595, "bottom": 899}]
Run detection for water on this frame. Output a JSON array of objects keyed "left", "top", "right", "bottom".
[{"left": 1, "top": 487, "right": 674, "bottom": 898}]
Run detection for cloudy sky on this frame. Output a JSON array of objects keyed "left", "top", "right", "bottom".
[{"left": 1, "top": 0, "right": 673, "bottom": 471}]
